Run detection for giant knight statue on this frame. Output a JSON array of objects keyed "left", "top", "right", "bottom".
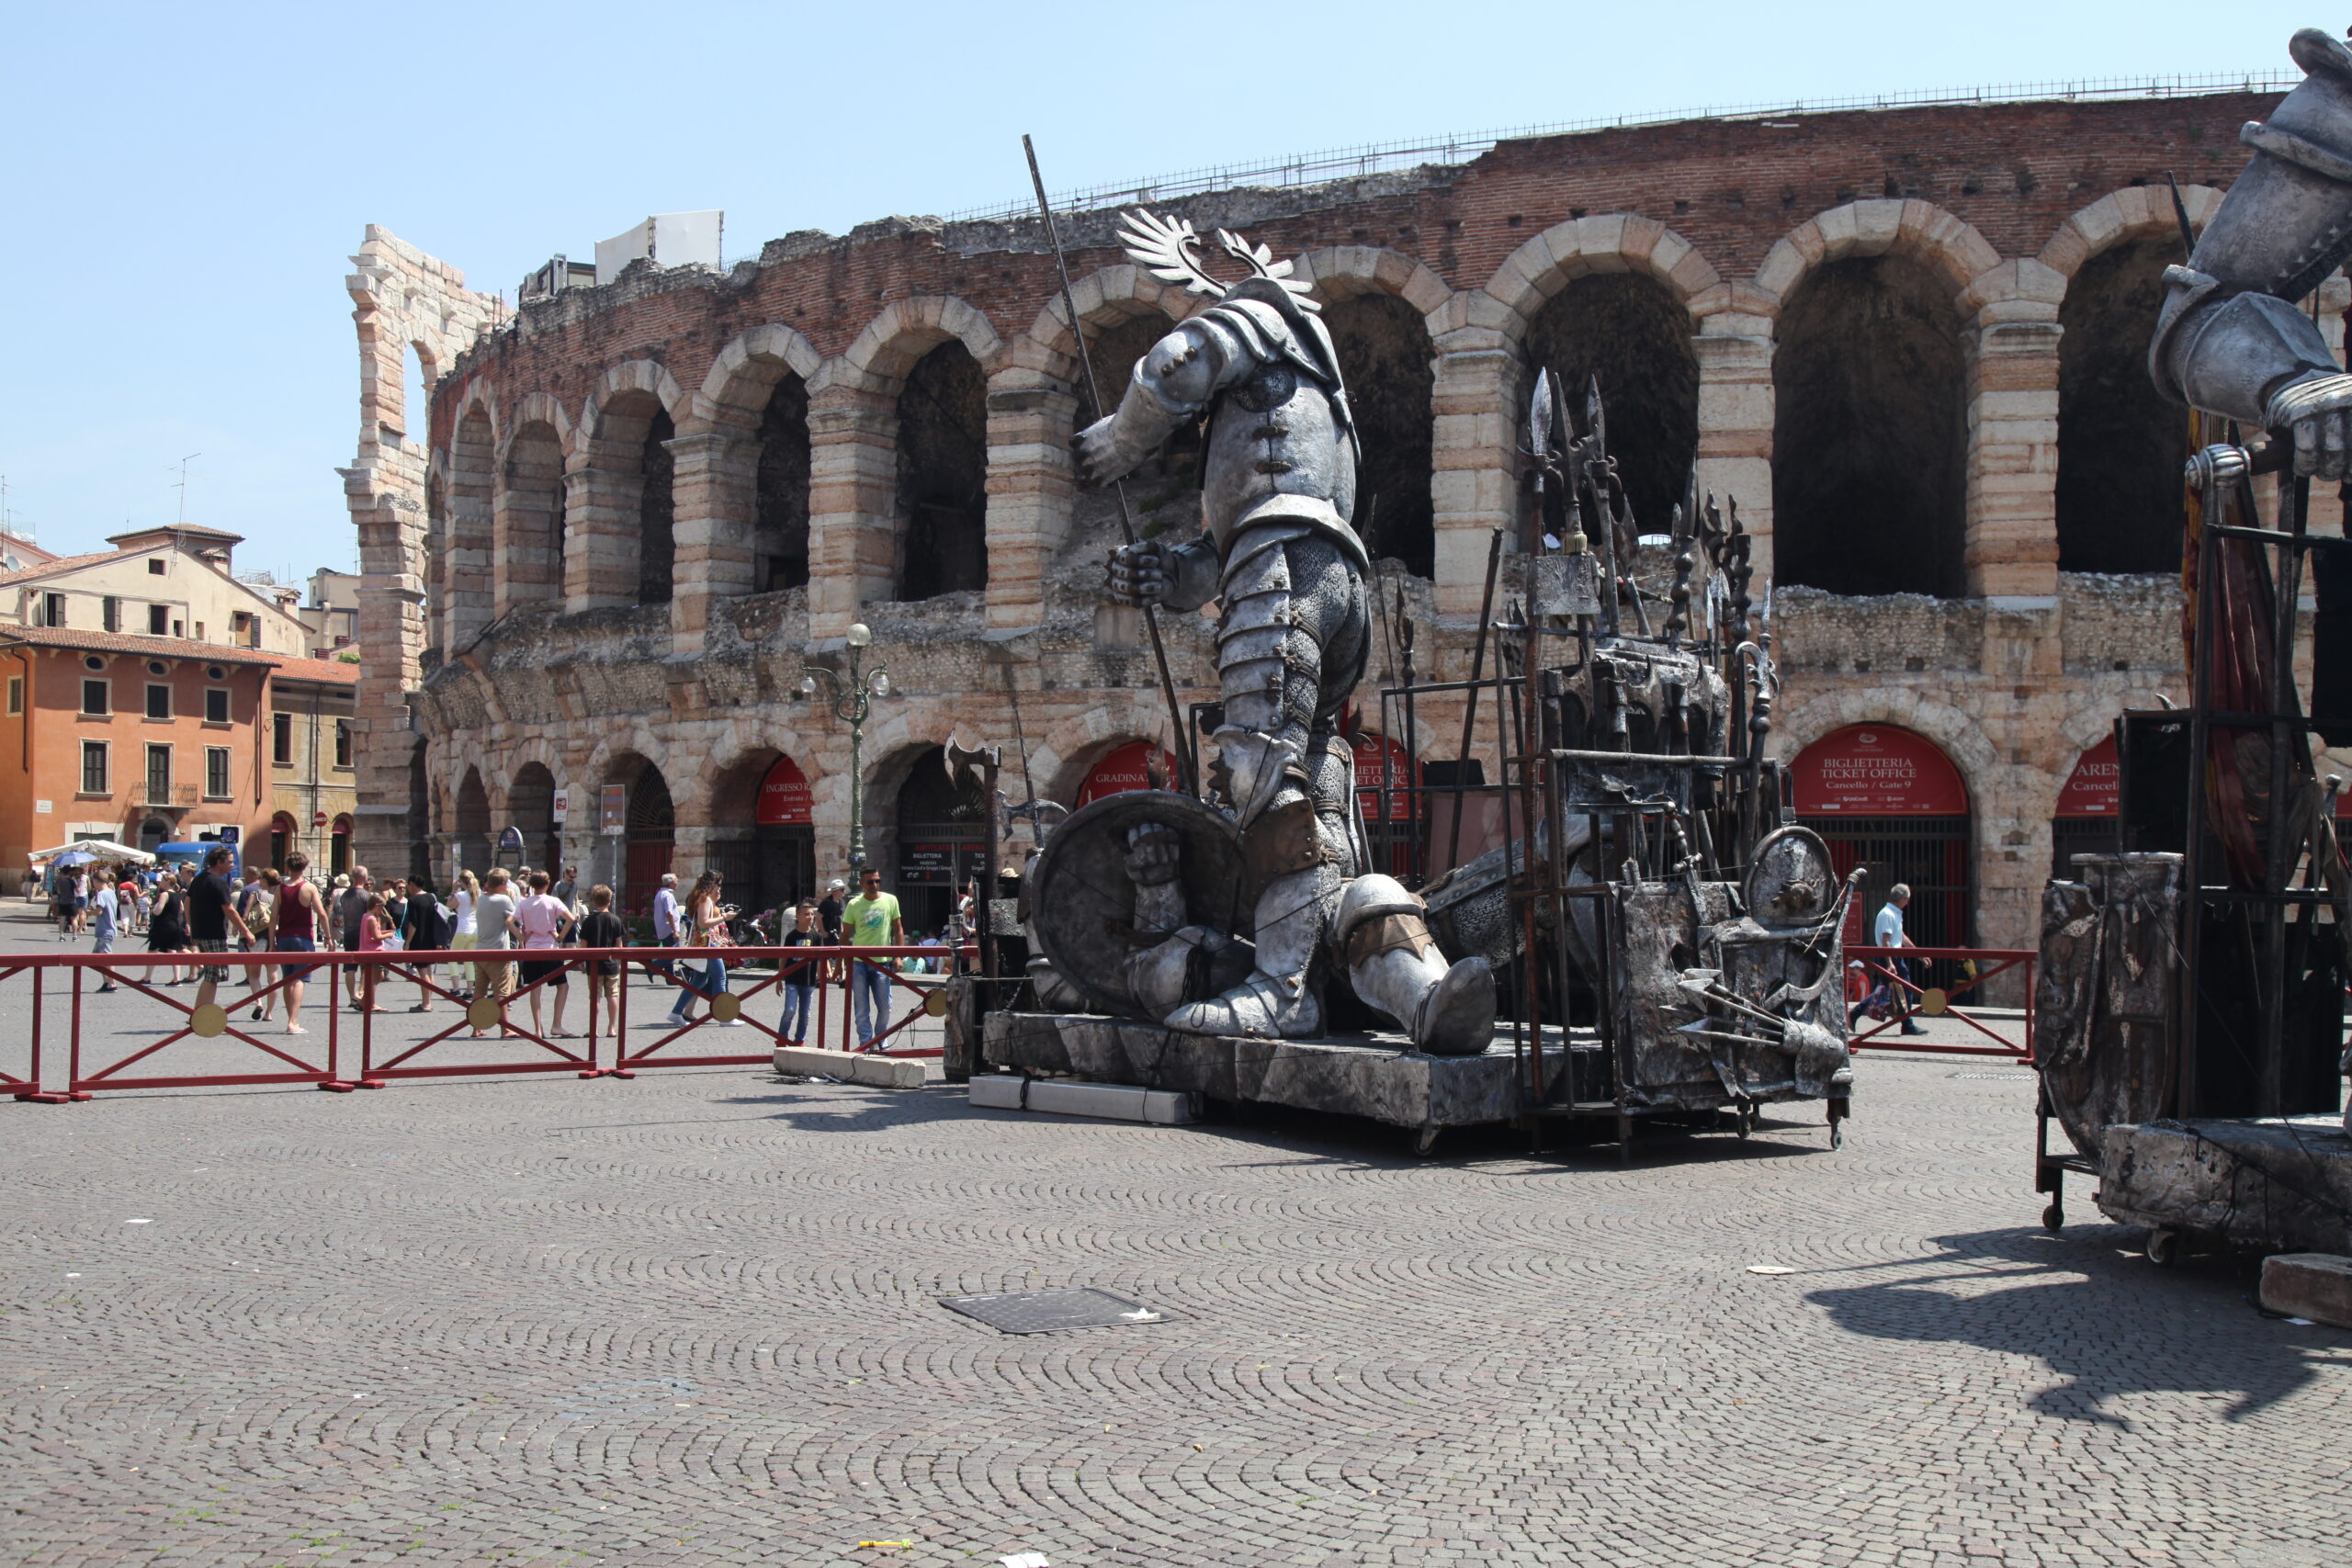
[
  {"left": 2154, "top": 26, "right": 2352, "bottom": 477},
  {"left": 1072, "top": 212, "right": 1495, "bottom": 1051}
]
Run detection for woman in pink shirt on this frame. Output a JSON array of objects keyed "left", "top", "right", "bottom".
[{"left": 515, "top": 869, "right": 575, "bottom": 1038}]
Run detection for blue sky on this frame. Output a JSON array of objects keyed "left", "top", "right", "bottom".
[{"left": 0, "top": 2, "right": 2318, "bottom": 582}]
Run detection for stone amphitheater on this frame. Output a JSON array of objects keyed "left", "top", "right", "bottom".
[{"left": 344, "top": 80, "right": 2338, "bottom": 954}]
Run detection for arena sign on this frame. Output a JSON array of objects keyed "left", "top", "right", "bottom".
[
  {"left": 754, "top": 755, "right": 812, "bottom": 827},
  {"left": 2055, "top": 737, "right": 2119, "bottom": 818},
  {"left": 1793, "top": 726, "right": 1968, "bottom": 816},
  {"left": 1075, "top": 741, "right": 1182, "bottom": 807}
]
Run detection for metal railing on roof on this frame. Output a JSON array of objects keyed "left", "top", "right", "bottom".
[{"left": 943, "top": 69, "right": 2290, "bottom": 223}]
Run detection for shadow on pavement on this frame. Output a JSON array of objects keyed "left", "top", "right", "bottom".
[{"left": 1805, "top": 1225, "right": 2338, "bottom": 1424}]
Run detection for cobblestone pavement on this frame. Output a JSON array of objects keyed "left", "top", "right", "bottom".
[{"left": 2, "top": 953, "right": 2347, "bottom": 1564}]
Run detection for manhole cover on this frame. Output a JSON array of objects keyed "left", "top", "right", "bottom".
[{"left": 939, "top": 1288, "right": 1175, "bottom": 1335}]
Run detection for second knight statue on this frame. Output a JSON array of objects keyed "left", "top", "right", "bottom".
[{"left": 1071, "top": 211, "right": 1496, "bottom": 1052}]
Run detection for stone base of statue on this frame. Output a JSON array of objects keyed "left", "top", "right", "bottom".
[{"left": 983, "top": 1010, "right": 1594, "bottom": 1138}]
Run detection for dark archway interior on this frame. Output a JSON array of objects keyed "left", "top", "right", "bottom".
[
  {"left": 1325, "top": 292, "right": 1435, "bottom": 576},
  {"left": 627, "top": 767, "right": 674, "bottom": 839},
  {"left": 2057, "top": 238, "right": 2187, "bottom": 574},
  {"left": 509, "top": 762, "right": 558, "bottom": 869},
  {"left": 454, "top": 769, "right": 490, "bottom": 835},
  {"left": 503, "top": 422, "right": 565, "bottom": 610},
  {"left": 894, "top": 744, "right": 989, "bottom": 934},
  {"left": 1083, "top": 313, "right": 1202, "bottom": 536},
  {"left": 406, "top": 746, "right": 430, "bottom": 884},
  {"left": 424, "top": 476, "right": 447, "bottom": 641},
  {"left": 755, "top": 375, "right": 811, "bottom": 592},
  {"left": 1528, "top": 273, "right": 1700, "bottom": 537},
  {"left": 897, "top": 343, "right": 988, "bottom": 600},
  {"left": 1773, "top": 254, "right": 1968, "bottom": 597},
  {"left": 639, "top": 409, "right": 675, "bottom": 605},
  {"left": 454, "top": 768, "right": 492, "bottom": 876}
]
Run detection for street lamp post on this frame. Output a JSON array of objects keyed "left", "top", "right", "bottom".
[{"left": 800, "top": 622, "right": 890, "bottom": 872}]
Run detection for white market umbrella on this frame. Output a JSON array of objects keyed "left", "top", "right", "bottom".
[{"left": 28, "top": 839, "right": 155, "bottom": 866}]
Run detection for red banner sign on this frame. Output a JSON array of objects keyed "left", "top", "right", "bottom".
[
  {"left": 2055, "top": 737, "right": 2118, "bottom": 819},
  {"left": 1353, "top": 735, "right": 1419, "bottom": 821},
  {"left": 1077, "top": 741, "right": 1182, "bottom": 806},
  {"left": 1793, "top": 725, "right": 1968, "bottom": 816},
  {"left": 755, "top": 754, "right": 812, "bottom": 827}
]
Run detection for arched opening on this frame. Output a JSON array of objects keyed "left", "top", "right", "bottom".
[
  {"left": 706, "top": 750, "right": 817, "bottom": 924},
  {"left": 424, "top": 475, "right": 447, "bottom": 646},
  {"left": 582, "top": 389, "right": 675, "bottom": 611},
  {"left": 1324, "top": 293, "right": 1434, "bottom": 575},
  {"left": 447, "top": 408, "right": 496, "bottom": 646},
  {"left": 639, "top": 409, "right": 675, "bottom": 605},
  {"left": 895, "top": 343, "right": 987, "bottom": 601},
  {"left": 1773, "top": 255, "right": 1967, "bottom": 597},
  {"left": 2057, "top": 238, "right": 2187, "bottom": 573},
  {"left": 755, "top": 376, "right": 811, "bottom": 593},
  {"left": 139, "top": 818, "right": 168, "bottom": 854},
  {"left": 509, "top": 761, "right": 559, "bottom": 874},
  {"left": 453, "top": 768, "right": 492, "bottom": 878},
  {"left": 269, "top": 811, "right": 296, "bottom": 872},
  {"left": 1079, "top": 313, "right": 1201, "bottom": 542},
  {"left": 400, "top": 344, "right": 432, "bottom": 446},
  {"left": 407, "top": 744, "right": 431, "bottom": 884},
  {"left": 500, "top": 421, "right": 566, "bottom": 615},
  {"left": 330, "top": 815, "right": 355, "bottom": 879},
  {"left": 2052, "top": 736, "right": 2121, "bottom": 875},
  {"left": 1792, "top": 724, "right": 1973, "bottom": 951},
  {"left": 622, "top": 763, "right": 674, "bottom": 916},
  {"left": 1527, "top": 273, "right": 1700, "bottom": 536},
  {"left": 892, "top": 744, "right": 988, "bottom": 936}
]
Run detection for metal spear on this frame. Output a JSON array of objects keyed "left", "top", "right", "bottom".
[{"left": 1023, "top": 135, "right": 1198, "bottom": 798}]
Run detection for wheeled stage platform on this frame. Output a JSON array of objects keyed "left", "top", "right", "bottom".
[
  {"left": 2096, "top": 1117, "right": 2352, "bottom": 1262},
  {"left": 983, "top": 1011, "right": 1851, "bottom": 1150}
]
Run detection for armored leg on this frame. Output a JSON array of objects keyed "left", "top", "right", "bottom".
[
  {"left": 1163, "top": 533, "right": 1368, "bottom": 1040},
  {"left": 1335, "top": 873, "right": 1497, "bottom": 1055}
]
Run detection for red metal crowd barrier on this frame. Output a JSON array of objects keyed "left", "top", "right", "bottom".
[
  {"left": 0, "top": 943, "right": 970, "bottom": 1103},
  {"left": 1844, "top": 943, "right": 2035, "bottom": 1060}
]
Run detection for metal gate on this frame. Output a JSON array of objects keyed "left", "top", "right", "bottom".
[{"left": 1802, "top": 814, "right": 1973, "bottom": 949}]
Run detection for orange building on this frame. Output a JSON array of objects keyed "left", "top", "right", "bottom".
[{"left": 0, "top": 626, "right": 312, "bottom": 871}]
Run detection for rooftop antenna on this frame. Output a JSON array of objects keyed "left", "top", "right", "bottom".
[{"left": 171, "top": 453, "right": 201, "bottom": 526}]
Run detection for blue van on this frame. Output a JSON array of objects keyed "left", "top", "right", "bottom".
[{"left": 156, "top": 840, "right": 242, "bottom": 881}]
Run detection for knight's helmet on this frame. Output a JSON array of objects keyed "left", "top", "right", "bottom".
[
  {"left": 1116, "top": 210, "right": 1352, "bottom": 434},
  {"left": 2153, "top": 28, "right": 2352, "bottom": 413}
]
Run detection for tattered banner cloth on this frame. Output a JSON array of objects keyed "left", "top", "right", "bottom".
[{"left": 2182, "top": 409, "right": 2300, "bottom": 889}]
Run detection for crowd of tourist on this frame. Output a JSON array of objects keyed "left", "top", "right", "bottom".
[{"left": 31, "top": 852, "right": 968, "bottom": 1051}]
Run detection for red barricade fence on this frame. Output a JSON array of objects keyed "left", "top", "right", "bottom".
[
  {"left": 0, "top": 943, "right": 971, "bottom": 1103},
  {"left": 1844, "top": 943, "right": 2035, "bottom": 1060}
]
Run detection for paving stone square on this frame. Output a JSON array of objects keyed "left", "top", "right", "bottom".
[{"left": 1, "top": 987, "right": 2346, "bottom": 1566}]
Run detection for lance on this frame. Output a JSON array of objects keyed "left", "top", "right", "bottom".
[{"left": 1023, "top": 134, "right": 1199, "bottom": 798}]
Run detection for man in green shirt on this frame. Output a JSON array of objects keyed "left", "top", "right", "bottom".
[{"left": 844, "top": 866, "right": 904, "bottom": 1045}]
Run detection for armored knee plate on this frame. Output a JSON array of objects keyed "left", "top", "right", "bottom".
[{"left": 1333, "top": 874, "right": 1497, "bottom": 1055}]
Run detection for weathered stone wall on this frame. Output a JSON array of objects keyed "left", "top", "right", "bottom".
[
  {"left": 362, "top": 88, "right": 2352, "bottom": 954},
  {"left": 338, "top": 227, "right": 502, "bottom": 878}
]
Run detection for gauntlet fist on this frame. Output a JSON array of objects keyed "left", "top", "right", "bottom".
[
  {"left": 2268, "top": 373, "right": 2352, "bottom": 479},
  {"left": 1107, "top": 538, "right": 1173, "bottom": 608}
]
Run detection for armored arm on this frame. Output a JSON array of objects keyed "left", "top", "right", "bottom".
[
  {"left": 2152, "top": 29, "right": 2352, "bottom": 476},
  {"left": 1076, "top": 316, "right": 1255, "bottom": 484}
]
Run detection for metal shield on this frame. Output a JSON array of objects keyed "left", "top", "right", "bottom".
[{"left": 1025, "top": 789, "right": 1260, "bottom": 1019}]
